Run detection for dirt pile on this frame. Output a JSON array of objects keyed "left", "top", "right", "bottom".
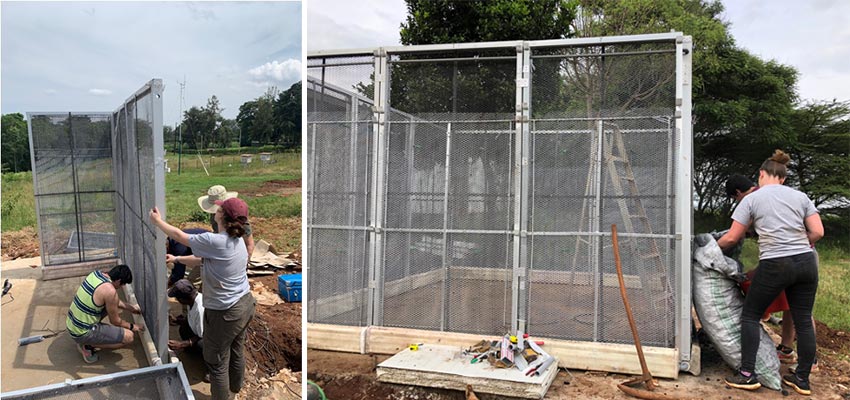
[{"left": 1, "top": 227, "right": 39, "bottom": 260}]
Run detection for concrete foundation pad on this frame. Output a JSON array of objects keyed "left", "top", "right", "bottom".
[
  {"left": 1, "top": 257, "right": 147, "bottom": 392},
  {"left": 376, "top": 344, "right": 558, "bottom": 399}
]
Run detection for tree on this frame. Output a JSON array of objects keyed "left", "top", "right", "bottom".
[
  {"left": 1, "top": 113, "right": 31, "bottom": 173},
  {"left": 178, "top": 95, "right": 225, "bottom": 149},
  {"left": 236, "top": 100, "right": 258, "bottom": 147},
  {"left": 275, "top": 82, "right": 301, "bottom": 147},
  {"left": 565, "top": 1, "right": 800, "bottom": 213},
  {"left": 400, "top": 0, "right": 577, "bottom": 44},
  {"left": 787, "top": 101, "right": 850, "bottom": 211}
]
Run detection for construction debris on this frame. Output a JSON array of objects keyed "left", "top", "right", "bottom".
[
  {"left": 250, "top": 240, "right": 300, "bottom": 271},
  {"left": 251, "top": 281, "right": 284, "bottom": 306}
]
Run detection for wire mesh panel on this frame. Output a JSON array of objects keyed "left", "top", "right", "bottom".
[
  {"left": 0, "top": 363, "right": 194, "bottom": 400},
  {"left": 112, "top": 80, "right": 168, "bottom": 363},
  {"left": 306, "top": 56, "right": 374, "bottom": 325},
  {"left": 28, "top": 113, "right": 115, "bottom": 266},
  {"left": 307, "top": 34, "right": 692, "bottom": 365},
  {"left": 526, "top": 41, "right": 678, "bottom": 347}
]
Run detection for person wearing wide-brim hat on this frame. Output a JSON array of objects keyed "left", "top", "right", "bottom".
[{"left": 197, "top": 185, "right": 255, "bottom": 259}]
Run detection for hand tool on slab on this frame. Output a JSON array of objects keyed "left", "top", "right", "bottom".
[{"left": 408, "top": 343, "right": 424, "bottom": 351}]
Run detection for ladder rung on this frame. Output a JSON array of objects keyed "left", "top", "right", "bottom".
[
  {"left": 620, "top": 176, "right": 635, "bottom": 181},
  {"left": 640, "top": 252, "right": 661, "bottom": 259},
  {"left": 629, "top": 214, "right": 648, "bottom": 220}
]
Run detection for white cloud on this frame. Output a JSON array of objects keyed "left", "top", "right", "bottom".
[
  {"left": 248, "top": 59, "right": 301, "bottom": 84},
  {"left": 43, "top": 89, "right": 57, "bottom": 95},
  {"left": 88, "top": 88, "right": 112, "bottom": 96}
]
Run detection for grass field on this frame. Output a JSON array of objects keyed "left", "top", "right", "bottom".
[{"left": 1, "top": 150, "right": 302, "bottom": 251}]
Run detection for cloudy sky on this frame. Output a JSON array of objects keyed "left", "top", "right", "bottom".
[
  {"left": 1, "top": 1, "right": 301, "bottom": 126},
  {"left": 307, "top": 0, "right": 850, "bottom": 103}
]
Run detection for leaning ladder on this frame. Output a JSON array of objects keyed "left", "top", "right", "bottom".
[{"left": 573, "top": 122, "right": 673, "bottom": 338}]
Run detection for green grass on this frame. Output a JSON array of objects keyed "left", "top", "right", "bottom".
[
  {"left": 738, "top": 238, "right": 850, "bottom": 331},
  {"left": 1, "top": 171, "right": 36, "bottom": 231},
  {"left": 162, "top": 151, "right": 300, "bottom": 224}
]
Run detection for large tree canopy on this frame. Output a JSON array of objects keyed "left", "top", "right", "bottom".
[
  {"left": 395, "top": 0, "right": 850, "bottom": 217},
  {"left": 1, "top": 113, "right": 30, "bottom": 173}
]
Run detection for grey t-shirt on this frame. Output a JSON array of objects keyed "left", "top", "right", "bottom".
[
  {"left": 731, "top": 184, "right": 818, "bottom": 260},
  {"left": 188, "top": 232, "right": 250, "bottom": 310}
]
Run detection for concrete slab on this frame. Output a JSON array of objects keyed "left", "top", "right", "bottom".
[
  {"left": 1, "top": 257, "right": 146, "bottom": 392},
  {"left": 376, "top": 344, "right": 558, "bottom": 399}
]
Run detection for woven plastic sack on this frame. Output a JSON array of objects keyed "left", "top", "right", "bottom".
[{"left": 692, "top": 233, "right": 781, "bottom": 390}]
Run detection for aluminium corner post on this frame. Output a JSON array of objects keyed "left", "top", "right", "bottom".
[
  {"left": 674, "top": 36, "right": 693, "bottom": 369},
  {"left": 367, "top": 49, "right": 389, "bottom": 326},
  {"left": 26, "top": 114, "right": 49, "bottom": 267},
  {"left": 304, "top": 122, "right": 318, "bottom": 321},
  {"left": 150, "top": 79, "right": 169, "bottom": 363},
  {"left": 511, "top": 42, "right": 532, "bottom": 334},
  {"left": 440, "top": 122, "right": 452, "bottom": 331}
]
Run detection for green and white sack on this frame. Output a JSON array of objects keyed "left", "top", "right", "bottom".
[{"left": 692, "top": 233, "right": 781, "bottom": 390}]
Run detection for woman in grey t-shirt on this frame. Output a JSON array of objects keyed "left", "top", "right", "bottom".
[
  {"left": 717, "top": 150, "right": 823, "bottom": 395},
  {"left": 150, "top": 198, "right": 256, "bottom": 400}
]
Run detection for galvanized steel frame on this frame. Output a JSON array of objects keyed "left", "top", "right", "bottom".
[
  {"left": 0, "top": 363, "right": 194, "bottom": 400},
  {"left": 307, "top": 32, "right": 694, "bottom": 367}
]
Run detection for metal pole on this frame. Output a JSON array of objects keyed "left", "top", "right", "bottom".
[
  {"left": 440, "top": 122, "right": 452, "bottom": 331},
  {"left": 675, "top": 35, "right": 694, "bottom": 370},
  {"left": 592, "top": 119, "right": 604, "bottom": 342}
]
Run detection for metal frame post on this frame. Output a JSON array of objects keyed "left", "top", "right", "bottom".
[
  {"left": 149, "top": 79, "right": 168, "bottom": 363},
  {"left": 440, "top": 122, "right": 453, "bottom": 331},
  {"left": 26, "top": 114, "right": 50, "bottom": 267},
  {"left": 304, "top": 122, "right": 317, "bottom": 321},
  {"left": 367, "top": 49, "right": 389, "bottom": 326},
  {"left": 510, "top": 43, "right": 533, "bottom": 334},
  {"left": 675, "top": 36, "right": 694, "bottom": 369}
]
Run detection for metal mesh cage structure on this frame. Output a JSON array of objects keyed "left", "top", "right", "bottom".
[
  {"left": 27, "top": 80, "right": 169, "bottom": 365},
  {"left": 307, "top": 33, "right": 694, "bottom": 369},
  {"left": 27, "top": 112, "right": 115, "bottom": 267},
  {"left": 0, "top": 363, "right": 194, "bottom": 400},
  {"left": 111, "top": 80, "right": 169, "bottom": 364}
]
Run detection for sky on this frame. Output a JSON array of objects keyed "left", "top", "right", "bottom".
[
  {"left": 307, "top": 0, "right": 850, "bottom": 103},
  {"left": 1, "top": 1, "right": 302, "bottom": 126}
]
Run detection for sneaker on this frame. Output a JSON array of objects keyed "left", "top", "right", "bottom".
[
  {"left": 724, "top": 370, "right": 761, "bottom": 391},
  {"left": 77, "top": 344, "right": 99, "bottom": 364},
  {"left": 782, "top": 374, "right": 811, "bottom": 395},
  {"left": 777, "top": 344, "right": 797, "bottom": 364},
  {"left": 788, "top": 357, "right": 819, "bottom": 375}
]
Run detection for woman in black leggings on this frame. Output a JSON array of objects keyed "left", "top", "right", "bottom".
[{"left": 717, "top": 150, "right": 823, "bottom": 395}]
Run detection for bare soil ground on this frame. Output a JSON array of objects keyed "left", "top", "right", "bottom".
[
  {"left": 307, "top": 324, "right": 850, "bottom": 400},
  {"left": 308, "top": 320, "right": 850, "bottom": 400}
]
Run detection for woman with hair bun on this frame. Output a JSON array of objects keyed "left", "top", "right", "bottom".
[
  {"left": 717, "top": 150, "right": 824, "bottom": 395},
  {"left": 149, "top": 198, "right": 256, "bottom": 400}
]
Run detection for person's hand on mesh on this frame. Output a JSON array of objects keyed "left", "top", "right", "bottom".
[{"left": 149, "top": 207, "right": 163, "bottom": 224}]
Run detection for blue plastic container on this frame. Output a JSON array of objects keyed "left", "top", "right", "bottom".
[{"left": 278, "top": 273, "right": 302, "bottom": 302}]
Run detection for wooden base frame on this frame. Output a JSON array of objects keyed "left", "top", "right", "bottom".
[{"left": 308, "top": 323, "right": 682, "bottom": 378}]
